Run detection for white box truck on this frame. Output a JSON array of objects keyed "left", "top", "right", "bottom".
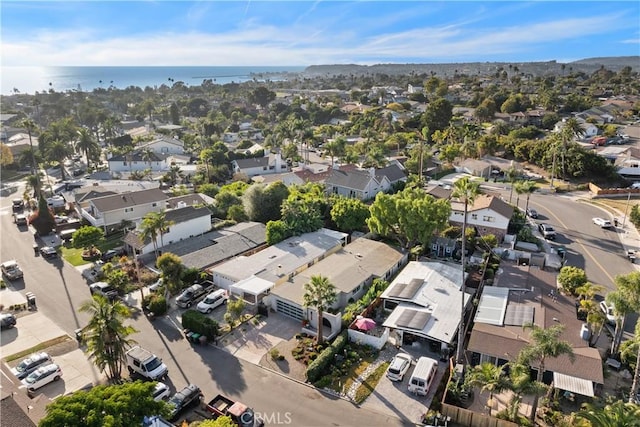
[{"left": 126, "top": 346, "right": 168, "bottom": 381}]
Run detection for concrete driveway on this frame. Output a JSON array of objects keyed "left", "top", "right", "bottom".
[{"left": 219, "top": 312, "right": 299, "bottom": 364}]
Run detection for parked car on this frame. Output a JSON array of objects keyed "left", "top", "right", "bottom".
[
  {"left": 168, "top": 384, "right": 203, "bottom": 420},
  {"left": 40, "top": 246, "right": 58, "bottom": 259},
  {"left": 89, "top": 282, "right": 118, "bottom": 300},
  {"left": 526, "top": 208, "right": 538, "bottom": 219},
  {"left": 0, "top": 313, "right": 17, "bottom": 330},
  {"left": 175, "top": 283, "right": 214, "bottom": 309},
  {"left": 21, "top": 363, "right": 62, "bottom": 392},
  {"left": 11, "top": 353, "right": 53, "bottom": 380},
  {"left": 1, "top": 260, "right": 24, "bottom": 280},
  {"left": 538, "top": 223, "right": 557, "bottom": 240},
  {"left": 12, "top": 198, "right": 24, "bottom": 212},
  {"left": 149, "top": 278, "right": 164, "bottom": 293},
  {"left": 196, "top": 290, "right": 228, "bottom": 314},
  {"left": 101, "top": 248, "right": 125, "bottom": 262},
  {"left": 15, "top": 214, "right": 28, "bottom": 226},
  {"left": 600, "top": 301, "right": 618, "bottom": 325},
  {"left": 152, "top": 382, "right": 171, "bottom": 402},
  {"left": 592, "top": 217, "right": 613, "bottom": 228},
  {"left": 386, "top": 353, "right": 413, "bottom": 381}
]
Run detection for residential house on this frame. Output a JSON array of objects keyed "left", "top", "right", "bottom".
[
  {"left": 208, "top": 228, "right": 348, "bottom": 291},
  {"left": 616, "top": 147, "right": 640, "bottom": 180},
  {"left": 231, "top": 153, "right": 287, "bottom": 177},
  {"left": 575, "top": 106, "right": 616, "bottom": 124},
  {"left": 80, "top": 188, "right": 169, "bottom": 231},
  {"left": 553, "top": 118, "right": 598, "bottom": 139},
  {"left": 108, "top": 150, "right": 169, "bottom": 173},
  {"left": 268, "top": 238, "right": 408, "bottom": 340},
  {"left": 123, "top": 204, "right": 212, "bottom": 255},
  {"left": 468, "top": 263, "right": 603, "bottom": 398},
  {"left": 324, "top": 167, "right": 391, "bottom": 200},
  {"left": 380, "top": 261, "right": 472, "bottom": 353},
  {"left": 455, "top": 158, "right": 492, "bottom": 178},
  {"left": 4, "top": 133, "right": 39, "bottom": 159},
  {"left": 450, "top": 194, "right": 514, "bottom": 241},
  {"left": 146, "top": 222, "right": 266, "bottom": 271},
  {"left": 137, "top": 135, "right": 185, "bottom": 155}
]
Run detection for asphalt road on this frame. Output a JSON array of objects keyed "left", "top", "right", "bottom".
[{"left": 0, "top": 183, "right": 410, "bottom": 427}]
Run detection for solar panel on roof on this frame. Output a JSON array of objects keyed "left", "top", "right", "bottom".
[
  {"left": 387, "top": 278, "right": 423, "bottom": 299},
  {"left": 504, "top": 305, "right": 534, "bottom": 326},
  {"left": 396, "top": 309, "right": 431, "bottom": 330}
]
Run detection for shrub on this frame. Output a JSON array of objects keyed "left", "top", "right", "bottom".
[
  {"left": 306, "top": 331, "right": 348, "bottom": 383},
  {"left": 270, "top": 348, "right": 281, "bottom": 361},
  {"left": 148, "top": 295, "right": 167, "bottom": 316},
  {"left": 181, "top": 309, "right": 219, "bottom": 340},
  {"left": 557, "top": 266, "right": 587, "bottom": 295}
]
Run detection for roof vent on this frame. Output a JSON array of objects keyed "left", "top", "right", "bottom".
[{"left": 177, "top": 201, "right": 187, "bottom": 208}]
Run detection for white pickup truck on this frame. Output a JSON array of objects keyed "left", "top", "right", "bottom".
[{"left": 126, "top": 346, "right": 168, "bottom": 381}]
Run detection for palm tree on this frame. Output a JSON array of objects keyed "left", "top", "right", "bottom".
[
  {"left": 503, "top": 362, "right": 547, "bottom": 423},
  {"left": 25, "top": 174, "right": 42, "bottom": 199},
  {"left": 166, "top": 165, "right": 184, "bottom": 186},
  {"left": 154, "top": 210, "right": 175, "bottom": 250},
  {"left": 519, "top": 180, "right": 538, "bottom": 214},
  {"left": 76, "top": 127, "right": 99, "bottom": 168},
  {"left": 19, "top": 119, "right": 39, "bottom": 176},
  {"left": 139, "top": 213, "right": 160, "bottom": 258},
  {"left": 576, "top": 400, "right": 640, "bottom": 427},
  {"left": 140, "top": 148, "right": 154, "bottom": 170},
  {"left": 578, "top": 298, "right": 607, "bottom": 347},
  {"left": 518, "top": 323, "right": 575, "bottom": 383},
  {"left": 560, "top": 118, "right": 584, "bottom": 179},
  {"left": 620, "top": 319, "right": 640, "bottom": 403},
  {"left": 45, "top": 139, "right": 72, "bottom": 181},
  {"left": 505, "top": 166, "right": 519, "bottom": 204},
  {"left": 79, "top": 295, "right": 137, "bottom": 382},
  {"left": 466, "top": 362, "right": 509, "bottom": 415},
  {"left": 608, "top": 290, "right": 634, "bottom": 355},
  {"left": 302, "top": 275, "right": 337, "bottom": 345},
  {"left": 452, "top": 176, "right": 481, "bottom": 363}
]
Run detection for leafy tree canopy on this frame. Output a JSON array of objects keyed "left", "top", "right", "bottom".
[
  {"left": 72, "top": 226, "right": 105, "bottom": 249},
  {"left": 330, "top": 196, "right": 370, "bottom": 233},
  {"left": 367, "top": 187, "right": 451, "bottom": 249},
  {"left": 39, "top": 381, "right": 168, "bottom": 427}
]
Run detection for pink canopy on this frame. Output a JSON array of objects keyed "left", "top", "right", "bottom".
[{"left": 354, "top": 317, "right": 376, "bottom": 331}]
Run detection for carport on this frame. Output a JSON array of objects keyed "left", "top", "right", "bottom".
[
  {"left": 230, "top": 275, "right": 274, "bottom": 304},
  {"left": 553, "top": 372, "right": 595, "bottom": 397}
]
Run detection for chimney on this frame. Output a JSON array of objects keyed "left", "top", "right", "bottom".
[
  {"left": 274, "top": 152, "right": 282, "bottom": 171},
  {"left": 369, "top": 167, "right": 376, "bottom": 178}
]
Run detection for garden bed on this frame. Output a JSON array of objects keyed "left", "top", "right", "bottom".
[{"left": 311, "top": 342, "right": 379, "bottom": 396}]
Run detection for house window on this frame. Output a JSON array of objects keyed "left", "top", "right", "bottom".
[
  {"left": 352, "top": 285, "right": 361, "bottom": 294},
  {"left": 124, "top": 208, "right": 133, "bottom": 213},
  {"left": 152, "top": 203, "right": 157, "bottom": 207},
  {"left": 471, "top": 214, "right": 478, "bottom": 220},
  {"left": 483, "top": 216, "right": 495, "bottom": 222}
]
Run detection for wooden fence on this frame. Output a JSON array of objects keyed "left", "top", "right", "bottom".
[
  {"left": 440, "top": 403, "right": 518, "bottom": 427},
  {"left": 589, "top": 182, "right": 640, "bottom": 197}
]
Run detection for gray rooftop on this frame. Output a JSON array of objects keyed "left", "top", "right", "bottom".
[
  {"left": 91, "top": 188, "right": 169, "bottom": 213},
  {"left": 272, "top": 238, "right": 406, "bottom": 305},
  {"left": 209, "top": 228, "right": 347, "bottom": 283},
  {"left": 158, "top": 222, "right": 267, "bottom": 270},
  {"left": 325, "top": 168, "right": 376, "bottom": 191}
]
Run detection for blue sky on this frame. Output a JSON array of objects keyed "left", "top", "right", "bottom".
[{"left": 1, "top": 1, "right": 639, "bottom": 66}]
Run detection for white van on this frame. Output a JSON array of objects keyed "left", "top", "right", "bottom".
[{"left": 408, "top": 356, "right": 438, "bottom": 396}]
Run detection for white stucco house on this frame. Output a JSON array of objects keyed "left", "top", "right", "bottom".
[
  {"left": 231, "top": 152, "right": 287, "bottom": 177},
  {"left": 137, "top": 135, "right": 185, "bottom": 155},
  {"left": 80, "top": 188, "right": 169, "bottom": 231},
  {"left": 123, "top": 204, "right": 212, "bottom": 255},
  {"left": 450, "top": 194, "right": 514, "bottom": 241},
  {"left": 108, "top": 150, "right": 170, "bottom": 173}
]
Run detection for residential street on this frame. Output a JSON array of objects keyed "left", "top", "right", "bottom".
[{"left": 0, "top": 184, "right": 411, "bottom": 427}]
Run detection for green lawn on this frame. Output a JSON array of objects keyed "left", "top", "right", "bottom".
[{"left": 60, "top": 233, "right": 125, "bottom": 266}]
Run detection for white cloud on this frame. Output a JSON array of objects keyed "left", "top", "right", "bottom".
[{"left": 1, "top": 10, "right": 635, "bottom": 66}]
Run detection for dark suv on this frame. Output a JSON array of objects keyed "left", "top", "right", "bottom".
[
  {"left": 12, "top": 199, "right": 24, "bottom": 212},
  {"left": 0, "top": 313, "right": 17, "bottom": 330},
  {"left": 168, "top": 384, "right": 203, "bottom": 420}
]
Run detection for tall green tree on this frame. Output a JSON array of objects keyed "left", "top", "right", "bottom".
[
  {"left": 518, "top": 323, "right": 574, "bottom": 383},
  {"left": 452, "top": 176, "right": 481, "bottom": 363},
  {"left": 79, "top": 295, "right": 137, "bottom": 382},
  {"left": 72, "top": 225, "right": 105, "bottom": 250},
  {"left": 39, "top": 381, "right": 169, "bottom": 427},
  {"left": 20, "top": 118, "right": 39, "bottom": 176},
  {"left": 576, "top": 399, "right": 640, "bottom": 427},
  {"left": 505, "top": 166, "right": 519, "bottom": 204},
  {"left": 156, "top": 252, "right": 185, "bottom": 295},
  {"left": 76, "top": 127, "right": 99, "bottom": 168},
  {"left": 367, "top": 187, "right": 451, "bottom": 250},
  {"left": 45, "top": 139, "right": 72, "bottom": 181},
  {"left": 330, "top": 197, "right": 370, "bottom": 233},
  {"left": 243, "top": 181, "right": 289, "bottom": 224},
  {"left": 302, "top": 275, "right": 337, "bottom": 345}
]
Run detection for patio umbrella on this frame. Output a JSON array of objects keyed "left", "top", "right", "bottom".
[{"left": 354, "top": 317, "right": 376, "bottom": 331}]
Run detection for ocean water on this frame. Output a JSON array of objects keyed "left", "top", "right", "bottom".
[{"left": 1, "top": 66, "right": 306, "bottom": 96}]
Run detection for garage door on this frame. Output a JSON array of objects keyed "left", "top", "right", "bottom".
[{"left": 276, "top": 299, "right": 304, "bottom": 320}]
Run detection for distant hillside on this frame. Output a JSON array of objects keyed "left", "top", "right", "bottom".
[{"left": 303, "top": 57, "right": 639, "bottom": 78}]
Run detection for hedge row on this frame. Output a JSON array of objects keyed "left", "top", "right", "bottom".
[
  {"left": 181, "top": 309, "right": 219, "bottom": 340},
  {"left": 306, "top": 331, "right": 348, "bottom": 383}
]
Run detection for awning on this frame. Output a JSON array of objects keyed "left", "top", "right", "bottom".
[
  {"left": 230, "top": 276, "right": 274, "bottom": 296},
  {"left": 553, "top": 372, "right": 594, "bottom": 397}
]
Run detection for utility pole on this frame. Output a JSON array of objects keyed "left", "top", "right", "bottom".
[
  {"left": 550, "top": 143, "right": 557, "bottom": 189},
  {"left": 622, "top": 190, "right": 632, "bottom": 228}
]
